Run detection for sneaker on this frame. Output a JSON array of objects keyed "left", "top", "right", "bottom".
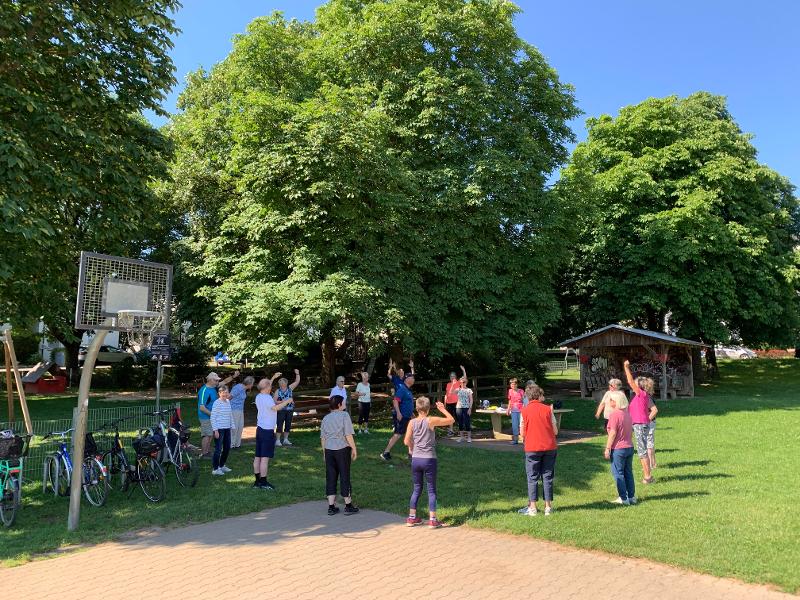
[
  {"left": 509, "top": 441, "right": 518, "bottom": 445},
  {"left": 220, "top": 465, "right": 232, "bottom": 473},
  {"left": 261, "top": 481, "right": 276, "bottom": 491},
  {"left": 406, "top": 516, "right": 423, "bottom": 527},
  {"left": 517, "top": 506, "right": 531, "bottom": 514},
  {"left": 211, "top": 468, "right": 225, "bottom": 476},
  {"left": 428, "top": 519, "right": 443, "bottom": 528},
  {"left": 456, "top": 437, "right": 463, "bottom": 443},
  {"left": 525, "top": 507, "right": 538, "bottom": 516},
  {"left": 328, "top": 505, "right": 340, "bottom": 516},
  {"left": 467, "top": 438, "right": 473, "bottom": 443},
  {"left": 447, "top": 430, "right": 454, "bottom": 437},
  {"left": 380, "top": 452, "right": 391, "bottom": 461},
  {"left": 364, "top": 428, "right": 369, "bottom": 434},
  {"left": 642, "top": 476, "right": 654, "bottom": 484},
  {"left": 628, "top": 496, "right": 638, "bottom": 505},
  {"left": 612, "top": 497, "right": 630, "bottom": 505},
  {"left": 282, "top": 439, "right": 292, "bottom": 447},
  {"left": 544, "top": 506, "right": 553, "bottom": 516},
  {"left": 344, "top": 504, "right": 360, "bottom": 515},
  {"left": 275, "top": 439, "right": 282, "bottom": 447}
]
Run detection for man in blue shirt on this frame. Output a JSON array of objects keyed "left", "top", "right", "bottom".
[
  {"left": 198, "top": 370, "right": 239, "bottom": 458},
  {"left": 381, "top": 358, "right": 415, "bottom": 461}
]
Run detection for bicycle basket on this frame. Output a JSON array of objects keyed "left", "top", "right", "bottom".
[
  {"left": 0, "top": 435, "right": 30, "bottom": 459},
  {"left": 132, "top": 435, "right": 159, "bottom": 457},
  {"left": 84, "top": 432, "right": 99, "bottom": 456}
]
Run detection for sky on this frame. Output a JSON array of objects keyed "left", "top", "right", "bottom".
[{"left": 146, "top": 0, "right": 800, "bottom": 186}]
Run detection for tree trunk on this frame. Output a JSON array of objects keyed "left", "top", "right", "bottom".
[
  {"left": 706, "top": 345, "right": 718, "bottom": 378},
  {"left": 49, "top": 327, "right": 82, "bottom": 371},
  {"left": 691, "top": 346, "right": 704, "bottom": 384},
  {"left": 645, "top": 309, "right": 659, "bottom": 331},
  {"left": 320, "top": 335, "right": 336, "bottom": 387}
]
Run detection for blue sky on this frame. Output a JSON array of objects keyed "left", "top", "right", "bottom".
[{"left": 148, "top": 0, "right": 799, "bottom": 186}]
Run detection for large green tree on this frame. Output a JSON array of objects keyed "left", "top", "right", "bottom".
[
  {"left": 556, "top": 92, "right": 800, "bottom": 356},
  {"left": 170, "top": 0, "right": 579, "bottom": 382},
  {"left": 0, "top": 1, "right": 179, "bottom": 366}
]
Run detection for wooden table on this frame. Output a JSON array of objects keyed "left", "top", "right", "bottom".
[{"left": 475, "top": 408, "right": 575, "bottom": 440}]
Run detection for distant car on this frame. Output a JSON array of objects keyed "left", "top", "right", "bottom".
[
  {"left": 214, "top": 352, "right": 231, "bottom": 365},
  {"left": 78, "top": 345, "right": 137, "bottom": 365},
  {"left": 714, "top": 345, "right": 757, "bottom": 360}
]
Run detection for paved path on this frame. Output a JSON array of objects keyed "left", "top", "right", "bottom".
[{"left": 10, "top": 502, "right": 793, "bottom": 600}]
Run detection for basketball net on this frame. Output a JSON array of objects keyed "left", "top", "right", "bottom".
[{"left": 116, "top": 310, "right": 165, "bottom": 352}]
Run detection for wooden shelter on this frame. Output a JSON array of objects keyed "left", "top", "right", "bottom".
[{"left": 558, "top": 325, "right": 705, "bottom": 401}]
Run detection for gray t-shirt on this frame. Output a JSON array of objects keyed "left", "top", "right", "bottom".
[
  {"left": 320, "top": 410, "right": 355, "bottom": 451},
  {"left": 410, "top": 417, "right": 437, "bottom": 459}
]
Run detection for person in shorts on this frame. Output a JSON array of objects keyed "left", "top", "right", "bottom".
[
  {"left": 198, "top": 370, "right": 239, "bottom": 458},
  {"left": 320, "top": 395, "right": 359, "bottom": 515},
  {"left": 229, "top": 376, "right": 254, "bottom": 449},
  {"left": 252, "top": 374, "right": 293, "bottom": 490},
  {"left": 623, "top": 360, "right": 658, "bottom": 483},
  {"left": 380, "top": 371, "right": 415, "bottom": 461}
]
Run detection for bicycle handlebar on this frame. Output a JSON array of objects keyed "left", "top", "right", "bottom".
[{"left": 42, "top": 428, "right": 74, "bottom": 440}]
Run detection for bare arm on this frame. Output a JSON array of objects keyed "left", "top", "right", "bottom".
[
  {"left": 404, "top": 419, "right": 414, "bottom": 450},
  {"left": 604, "top": 420, "right": 617, "bottom": 458},
  {"left": 594, "top": 398, "right": 605, "bottom": 419},
  {"left": 272, "top": 397, "right": 293, "bottom": 411},
  {"left": 409, "top": 357, "right": 415, "bottom": 375},
  {"left": 460, "top": 365, "right": 467, "bottom": 379},
  {"left": 623, "top": 360, "right": 639, "bottom": 394},
  {"left": 387, "top": 359, "right": 394, "bottom": 379},
  {"left": 289, "top": 369, "right": 300, "bottom": 391},
  {"left": 428, "top": 401, "right": 455, "bottom": 427},
  {"left": 346, "top": 433, "right": 357, "bottom": 461},
  {"left": 393, "top": 396, "right": 401, "bottom": 417},
  {"left": 220, "top": 370, "right": 240, "bottom": 387},
  {"left": 550, "top": 406, "right": 559, "bottom": 436},
  {"left": 648, "top": 398, "right": 658, "bottom": 420}
]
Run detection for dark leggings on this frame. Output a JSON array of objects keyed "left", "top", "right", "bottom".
[
  {"left": 213, "top": 428, "right": 231, "bottom": 470},
  {"left": 325, "top": 447, "right": 352, "bottom": 497},
  {"left": 358, "top": 401, "right": 371, "bottom": 425},
  {"left": 456, "top": 407, "right": 471, "bottom": 432},
  {"left": 276, "top": 410, "right": 293, "bottom": 434},
  {"left": 409, "top": 457, "right": 438, "bottom": 512},
  {"left": 445, "top": 403, "right": 457, "bottom": 426}
]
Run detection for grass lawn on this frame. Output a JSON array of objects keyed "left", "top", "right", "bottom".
[{"left": 1, "top": 360, "right": 798, "bottom": 593}]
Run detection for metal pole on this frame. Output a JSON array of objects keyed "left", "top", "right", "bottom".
[
  {"left": 155, "top": 358, "right": 162, "bottom": 413},
  {"left": 67, "top": 328, "right": 106, "bottom": 531}
]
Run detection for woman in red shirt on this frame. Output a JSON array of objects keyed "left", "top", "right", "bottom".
[{"left": 518, "top": 384, "right": 558, "bottom": 516}]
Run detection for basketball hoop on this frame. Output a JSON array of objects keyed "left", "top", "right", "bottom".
[{"left": 116, "top": 309, "right": 165, "bottom": 351}]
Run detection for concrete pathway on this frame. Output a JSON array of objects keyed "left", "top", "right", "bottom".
[{"left": 9, "top": 502, "right": 793, "bottom": 600}]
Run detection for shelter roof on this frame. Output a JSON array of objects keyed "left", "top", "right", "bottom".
[{"left": 557, "top": 324, "right": 706, "bottom": 349}]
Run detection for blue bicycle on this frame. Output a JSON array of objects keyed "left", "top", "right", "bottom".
[{"left": 42, "top": 429, "right": 108, "bottom": 507}]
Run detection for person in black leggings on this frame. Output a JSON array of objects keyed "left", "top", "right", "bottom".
[{"left": 320, "top": 395, "right": 360, "bottom": 515}]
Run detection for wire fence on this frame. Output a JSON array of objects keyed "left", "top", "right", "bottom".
[{"left": 0, "top": 402, "right": 181, "bottom": 483}]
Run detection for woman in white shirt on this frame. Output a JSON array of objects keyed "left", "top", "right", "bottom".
[{"left": 353, "top": 371, "right": 371, "bottom": 434}]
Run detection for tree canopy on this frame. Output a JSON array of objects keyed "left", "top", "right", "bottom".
[
  {"left": 0, "top": 0, "right": 179, "bottom": 363},
  {"left": 555, "top": 92, "right": 800, "bottom": 347},
  {"left": 170, "top": 0, "right": 579, "bottom": 379}
]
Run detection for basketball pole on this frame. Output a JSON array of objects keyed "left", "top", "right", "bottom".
[{"left": 67, "top": 327, "right": 107, "bottom": 531}]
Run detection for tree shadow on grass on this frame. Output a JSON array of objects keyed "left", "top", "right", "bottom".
[
  {"left": 655, "top": 472, "right": 732, "bottom": 483},
  {"left": 552, "top": 491, "right": 711, "bottom": 513},
  {"left": 661, "top": 459, "right": 711, "bottom": 469}
]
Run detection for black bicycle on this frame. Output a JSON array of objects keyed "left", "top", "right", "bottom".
[
  {"left": 100, "top": 417, "right": 133, "bottom": 493},
  {"left": 150, "top": 409, "right": 198, "bottom": 488},
  {"left": 100, "top": 419, "right": 165, "bottom": 502}
]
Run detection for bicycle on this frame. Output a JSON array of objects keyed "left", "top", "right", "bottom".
[
  {"left": 151, "top": 409, "right": 198, "bottom": 488},
  {"left": 42, "top": 429, "right": 108, "bottom": 507},
  {"left": 0, "top": 432, "right": 31, "bottom": 527},
  {"left": 130, "top": 428, "right": 167, "bottom": 502},
  {"left": 99, "top": 417, "right": 134, "bottom": 493}
]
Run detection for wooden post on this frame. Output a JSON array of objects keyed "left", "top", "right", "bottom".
[
  {"left": 660, "top": 344, "right": 668, "bottom": 402},
  {"left": 4, "top": 332, "right": 32, "bottom": 434},
  {"left": 67, "top": 327, "right": 107, "bottom": 531},
  {"left": 4, "top": 339, "right": 14, "bottom": 424},
  {"left": 687, "top": 348, "right": 695, "bottom": 397}
]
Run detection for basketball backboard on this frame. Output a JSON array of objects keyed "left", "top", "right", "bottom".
[{"left": 74, "top": 252, "right": 172, "bottom": 334}]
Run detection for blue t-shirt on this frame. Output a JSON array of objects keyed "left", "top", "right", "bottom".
[
  {"left": 197, "top": 385, "right": 218, "bottom": 421},
  {"left": 396, "top": 384, "right": 414, "bottom": 418},
  {"left": 229, "top": 383, "right": 247, "bottom": 412},
  {"left": 276, "top": 387, "right": 294, "bottom": 411}
]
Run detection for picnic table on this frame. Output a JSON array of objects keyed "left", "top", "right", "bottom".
[{"left": 475, "top": 407, "right": 575, "bottom": 441}]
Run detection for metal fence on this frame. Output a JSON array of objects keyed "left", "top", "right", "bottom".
[{"left": 0, "top": 402, "right": 181, "bottom": 483}]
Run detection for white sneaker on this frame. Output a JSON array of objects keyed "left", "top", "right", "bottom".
[
  {"left": 282, "top": 439, "right": 292, "bottom": 446},
  {"left": 212, "top": 468, "right": 225, "bottom": 476},
  {"left": 220, "top": 466, "right": 232, "bottom": 473},
  {"left": 525, "top": 507, "right": 538, "bottom": 516},
  {"left": 364, "top": 428, "right": 369, "bottom": 434},
  {"left": 544, "top": 506, "right": 553, "bottom": 516},
  {"left": 612, "top": 497, "right": 630, "bottom": 505},
  {"left": 275, "top": 439, "right": 282, "bottom": 447},
  {"left": 517, "top": 506, "right": 531, "bottom": 514},
  {"left": 628, "top": 496, "right": 638, "bottom": 505}
]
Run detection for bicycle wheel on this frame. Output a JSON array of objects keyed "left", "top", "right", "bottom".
[
  {"left": 102, "top": 450, "right": 129, "bottom": 493},
  {"left": 174, "top": 443, "right": 199, "bottom": 488},
  {"left": 137, "top": 455, "right": 165, "bottom": 502},
  {"left": 0, "top": 474, "right": 20, "bottom": 527},
  {"left": 55, "top": 455, "right": 70, "bottom": 496},
  {"left": 82, "top": 457, "right": 108, "bottom": 507}
]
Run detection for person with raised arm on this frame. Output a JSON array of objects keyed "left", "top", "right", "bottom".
[
  {"left": 444, "top": 365, "right": 466, "bottom": 436},
  {"left": 353, "top": 371, "right": 372, "bottom": 434},
  {"left": 506, "top": 378, "right": 525, "bottom": 445},
  {"left": 275, "top": 369, "right": 301, "bottom": 447},
  {"left": 404, "top": 397, "right": 454, "bottom": 528},
  {"left": 197, "top": 369, "right": 239, "bottom": 458},
  {"left": 252, "top": 373, "right": 293, "bottom": 490},
  {"left": 381, "top": 358, "right": 415, "bottom": 461},
  {"left": 623, "top": 360, "right": 659, "bottom": 483}
]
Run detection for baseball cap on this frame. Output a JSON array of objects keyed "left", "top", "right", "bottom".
[
  {"left": 404, "top": 372, "right": 415, "bottom": 380},
  {"left": 207, "top": 372, "right": 221, "bottom": 381}
]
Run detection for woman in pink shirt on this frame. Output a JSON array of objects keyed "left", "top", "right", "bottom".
[
  {"left": 506, "top": 378, "right": 525, "bottom": 445},
  {"left": 624, "top": 360, "right": 658, "bottom": 484},
  {"left": 603, "top": 392, "right": 636, "bottom": 505}
]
